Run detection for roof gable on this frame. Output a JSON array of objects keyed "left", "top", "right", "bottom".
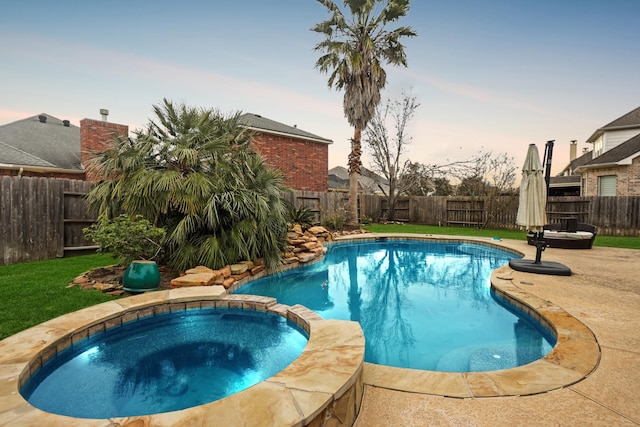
[
  {"left": 587, "top": 106, "right": 640, "bottom": 143},
  {"left": 577, "top": 133, "right": 640, "bottom": 171},
  {"left": 601, "top": 106, "right": 640, "bottom": 129},
  {"left": 238, "top": 113, "right": 332, "bottom": 144},
  {"left": 0, "top": 113, "right": 81, "bottom": 170}
]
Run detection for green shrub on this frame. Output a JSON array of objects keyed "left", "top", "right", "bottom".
[
  {"left": 360, "top": 215, "right": 373, "bottom": 225},
  {"left": 287, "top": 205, "right": 316, "bottom": 229},
  {"left": 84, "top": 215, "right": 165, "bottom": 265},
  {"left": 322, "top": 212, "right": 345, "bottom": 230}
]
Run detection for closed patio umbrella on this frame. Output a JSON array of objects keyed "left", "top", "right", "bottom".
[
  {"left": 509, "top": 141, "right": 571, "bottom": 276},
  {"left": 516, "top": 144, "right": 547, "bottom": 233}
]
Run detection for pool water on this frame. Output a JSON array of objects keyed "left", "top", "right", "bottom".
[
  {"left": 20, "top": 307, "right": 308, "bottom": 418},
  {"left": 236, "top": 239, "right": 556, "bottom": 372}
]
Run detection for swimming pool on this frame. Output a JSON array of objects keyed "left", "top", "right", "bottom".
[
  {"left": 20, "top": 307, "right": 308, "bottom": 418},
  {"left": 235, "top": 239, "right": 556, "bottom": 372}
]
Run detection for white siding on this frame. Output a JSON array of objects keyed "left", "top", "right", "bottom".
[{"left": 603, "top": 129, "right": 640, "bottom": 153}]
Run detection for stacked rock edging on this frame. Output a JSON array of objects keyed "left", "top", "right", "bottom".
[
  {"left": 169, "top": 225, "right": 334, "bottom": 290},
  {"left": 70, "top": 225, "right": 340, "bottom": 294}
]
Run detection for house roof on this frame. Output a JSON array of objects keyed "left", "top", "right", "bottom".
[
  {"left": 575, "top": 133, "right": 640, "bottom": 172},
  {"left": 238, "top": 113, "right": 333, "bottom": 144},
  {"left": 328, "top": 166, "right": 389, "bottom": 194},
  {"left": 558, "top": 150, "right": 593, "bottom": 176},
  {"left": 0, "top": 113, "right": 82, "bottom": 170},
  {"left": 549, "top": 175, "right": 581, "bottom": 187},
  {"left": 586, "top": 106, "right": 640, "bottom": 143}
]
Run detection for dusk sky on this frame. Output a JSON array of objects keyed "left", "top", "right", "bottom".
[{"left": 1, "top": 0, "right": 639, "bottom": 176}]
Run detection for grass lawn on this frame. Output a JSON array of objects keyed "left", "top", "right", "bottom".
[
  {"left": 0, "top": 253, "right": 117, "bottom": 340},
  {"left": 362, "top": 223, "right": 640, "bottom": 250}
]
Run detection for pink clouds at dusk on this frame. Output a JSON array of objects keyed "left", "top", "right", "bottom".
[{"left": 1, "top": 0, "right": 638, "bottom": 176}]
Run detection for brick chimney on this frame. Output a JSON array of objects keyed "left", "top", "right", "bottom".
[
  {"left": 80, "top": 110, "right": 128, "bottom": 182},
  {"left": 570, "top": 140, "right": 577, "bottom": 161}
]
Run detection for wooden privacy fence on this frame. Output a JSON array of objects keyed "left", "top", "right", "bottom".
[
  {"left": 361, "top": 195, "right": 640, "bottom": 236},
  {"left": 2, "top": 177, "right": 639, "bottom": 265},
  {"left": 0, "top": 176, "right": 97, "bottom": 265}
]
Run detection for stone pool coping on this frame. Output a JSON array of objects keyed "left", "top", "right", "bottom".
[
  {"left": 333, "top": 233, "right": 601, "bottom": 398},
  {"left": 0, "top": 288, "right": 365, "bottom": 426}
]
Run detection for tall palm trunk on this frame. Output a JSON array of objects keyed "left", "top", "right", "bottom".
[{"left": 348, "top": 127, "right": 362, "bottom": 227}]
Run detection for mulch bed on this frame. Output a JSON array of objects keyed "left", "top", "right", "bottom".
[{"left": 73, "top": 264, "right": 178, "bottom": 296}]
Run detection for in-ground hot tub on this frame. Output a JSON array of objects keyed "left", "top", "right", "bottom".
[
  {"left": 0, "top": 287, "right": 365, "bottom": 426},
  {"left": 21, "top": 306, "right": 309, "bottom": 418}
]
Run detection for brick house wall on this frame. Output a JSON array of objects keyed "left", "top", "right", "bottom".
[
  {"left": 581, "top": 157, "right": 640, "bottom": 196},
  {"left": 250, "top": 133, "right": 329, "bottom": 192},
  {"left": 80, "top": 118, "right": 128, "bottom": 182}
]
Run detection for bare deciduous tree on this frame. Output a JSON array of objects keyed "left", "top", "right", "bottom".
[{"left": 364, "top": 92, "right": 420, "bottom": 220}]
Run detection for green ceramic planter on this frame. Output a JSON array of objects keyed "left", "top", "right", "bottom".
[{"left": 122, "top": 260, "right": 161, "bottom": 292}]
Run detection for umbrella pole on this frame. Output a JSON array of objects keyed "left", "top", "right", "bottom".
[
  {"left": 536, "top": 140, "right": 555, "bottom": 264},
  {"left": 534, "top": 232, "right": 545, "bottom": 263},
  {"left": 510, "top": 140, "right": 571, "bottom": 276}
]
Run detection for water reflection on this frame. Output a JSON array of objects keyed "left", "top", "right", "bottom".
[{"left": 237, "top": 239, "right": 554, "bottom": 371}]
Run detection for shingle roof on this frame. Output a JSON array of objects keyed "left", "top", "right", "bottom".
[
  {"left": 238, "top": 113, "right": 332, "bottom": 144},
  {"left": 0, "top": 114, "right": 81, "bottom": 170},
  {"left": 576, "top": 133, "right": 640, "bottom": 171},
  {"left": 600, "top": 106, "right": 640, "bottom": 129},
  {"left": 550, "top": 175, "right": 581, "bottom": 185},
  {"left": 586, "top": 106, "right": 640, "bottom": 143},
  {"left": 570, "top": 150, "right": 593, "bottom": 170},
  {"left": 328, "top": 166, "right": 389, "bottom": 194}
]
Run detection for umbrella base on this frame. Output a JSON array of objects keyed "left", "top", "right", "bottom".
[{"left": 509, "top": 259, "right": 571, "bottom": 276}]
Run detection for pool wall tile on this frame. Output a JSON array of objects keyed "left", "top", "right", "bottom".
[
  {"left": 119, "top": 310, "right": 139, "bottom": 325},
  {"left": 185, "top": 301, "right": 201, "bottom": 310},
  {"left": 136, "top": 306, "right": 155, "bottom": 319},
  {"left": 227, "top": 299, "right": 243, "bottom": 309},
  {"left": 70, "top": 329, "right": 88, "bottom": 346},
  {"left": 39, "top": 345, "right": 57, "bottom": 368},
  {"left": 169, "top": 302, "right": 187, "bottom": 312},
  {"left": 102, "top": 316, "right": 122, "bottom": 330},
  {"left": 86, "top": 322, "right": 105, "bottom": 338},
  {"left": 27, "top": 357, "right": 42, "bottom": 380},
  {"left": 54, "top": 336, "right": 72, "bottom": 357},
  {"left": 199, "top": 300, "right": 218, "bottom": 308}
]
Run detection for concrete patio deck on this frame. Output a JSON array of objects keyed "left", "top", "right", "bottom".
[{"left": 354, "top": 237, "right": 640, "bottom": 426}]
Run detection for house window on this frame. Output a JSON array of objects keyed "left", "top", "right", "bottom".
[{"left": 598, "top": 175, "right": 617, "bottom": 196}]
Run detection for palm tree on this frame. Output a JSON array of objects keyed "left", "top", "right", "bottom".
[
  {"left": 86, "top": 99, "right": 289, "bottom": 272},
  {"left": 312, "top": 0, "right": 416, "bottom": 226}
]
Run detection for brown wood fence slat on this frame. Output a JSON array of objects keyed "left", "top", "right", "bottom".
[
  {"left": 2, "top": 177, "right": 639, "bottom": 266},
  {"left": 360, "top": 194, "right": 639, "bottom": 236}
]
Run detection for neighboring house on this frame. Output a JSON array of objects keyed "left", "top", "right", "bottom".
[
  {"left": 238, "top": 113, "right": 332, "bottom": 192},
  {"left": 0, "top": 112, "right": 127, "bottom": 181},
  {"left": 0, "top": 111, "right": 331, "bottom": 191},
  {"left": 0, "top": 114, "right": 84, "bottom": 180},
  {"left": 552, "top": 106, "right": 640, "bottom": 196},
  {"left": 575, "top": 132, "right": 640, "bottom": 196},
  {"left": 328, "top": 165, "right": 389, "bottom": 195}
]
